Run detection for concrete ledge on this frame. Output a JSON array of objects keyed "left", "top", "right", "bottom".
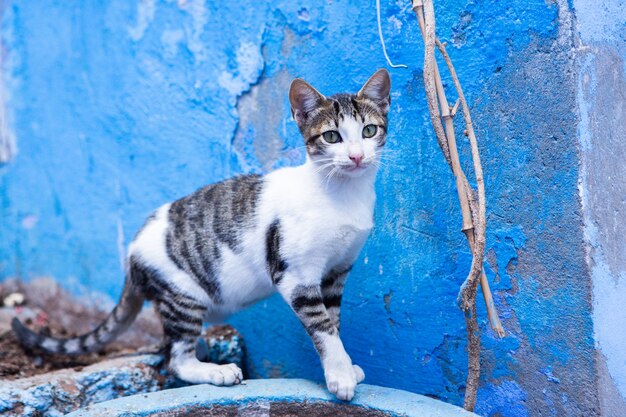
[
  {"left": 66, "top": 378, "right": 478, "bottom": 417},
  {"left": 0, "top": 354, "right": 163, "bottom": 417}
]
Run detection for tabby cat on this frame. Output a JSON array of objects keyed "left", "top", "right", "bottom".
[{"left": 12, "top": 68, "right": 391, "bottom": 401}]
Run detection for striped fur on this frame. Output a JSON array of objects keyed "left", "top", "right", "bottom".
[{"left": 11, "top": 69, "right": 390, "bottom": 401}]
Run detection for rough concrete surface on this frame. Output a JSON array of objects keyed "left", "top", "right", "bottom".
[
  {"left": 153, "top": 402, "right": 396, "bottom": 417},
  {"left": 66, "top": 379, "right": 478, "bottom": 417},
  {"left": 574, "top": 0, "right": 626, "bottom": 415},
  {"left": 0, "top": 328, "right": 245, "bottom": 417},
  {"left": 0, "top": 354, "right": 163, "bottom": 417}
]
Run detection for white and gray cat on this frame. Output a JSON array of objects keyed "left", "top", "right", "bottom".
[{"left": 12, "top": 68, "right": 391, "bottom": 401}]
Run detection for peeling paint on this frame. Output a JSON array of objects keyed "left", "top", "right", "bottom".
[
  {"left": 475, "top": 380, "right": 529, "bottom": 417},
  {"left": 232, "top": 69, "right": 292, "bottom": 173},
  {"left": 178, "top": 0, "right": 209, "bottom": 63},
  {"left": 383, "top": 290, "right": 393, "bottom": 313},
  {"left": 160, "top": 29, "right": 185, "bottom": 59},
  {"left": 128, "top": 0, "right": 156, "bottom": 42},
  {"left": 218, "top": 42, "right": 265, "bottom": 97}
]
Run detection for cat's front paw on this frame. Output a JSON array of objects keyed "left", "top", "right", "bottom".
[
  {"left": 325, "top": 363, "right": 361, "bottom": 401},
  {"left": 200, "top": 363, "right": 243, "bottom": 386}
]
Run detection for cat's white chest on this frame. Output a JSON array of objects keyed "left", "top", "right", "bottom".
[
  {"left": 312, "top": 198, "right": 373, "bottom": 243},
  {"left": 322, "top": 221, "right": 371, "bottom": 268},
  {"left": 263, "top": 166, "right": 376, "bottom": 272}
]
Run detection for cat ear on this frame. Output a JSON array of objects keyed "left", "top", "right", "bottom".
[
  {"left": 289, "top": 79, "right": 326, "bottom": 125},
  {"left": 357, "top": 69, "right": 391, "bottom": 114}
]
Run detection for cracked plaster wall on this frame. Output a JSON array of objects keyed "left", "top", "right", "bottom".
[
  {"left": 0, "top": 1, "right": 620, "bottom": 416},
  {"left": 574, "top": 0, "right": 626, "bottom": 416}
]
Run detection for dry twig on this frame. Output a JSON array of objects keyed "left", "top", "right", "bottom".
[{"left": 410, "top": 0, "right": 505, "bottom": 410}]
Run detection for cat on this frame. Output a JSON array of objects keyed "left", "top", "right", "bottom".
[{"left": 12, "top": 68, "right": 391, "bottom": 401}]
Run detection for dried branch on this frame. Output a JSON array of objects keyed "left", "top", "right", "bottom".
[
  {"left": 436, "top": 40, "right": 505, "bottom": 336},
  {"left": 414, "top": 0, "right": 451, "bottom": 166},
  {"left": 410, "top": 0, "right": 505, "bottom": 410}
]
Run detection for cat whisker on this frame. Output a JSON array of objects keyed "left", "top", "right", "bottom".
[
  {"left": 314, "top": 162, "right": 337, "bottom": 174},
  {"left": 374, "top": 155, "right": 398, "bottom": 164},
  {"left": 324, "top": 167, "right": 339, "bottom": 187},
  {"left": 376, "top": 154, "right": 399, "bottom": 162},
  {"left": 376, "top": 149, "right": 399, "bottom": 157},
  {"left": 363, "top": 156, "right": 385, "bottom": 166},
  {"left": 313, "top": 158, "right": 338, "bottom": 165},
  {"left": 375, "top": 159, "right": 395, "bottom": 166},
  {"left": 312, "top": 158, "right": 338, "bottom": 166}
]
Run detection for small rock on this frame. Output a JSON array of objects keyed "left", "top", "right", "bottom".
[
  {"left": 197, "top": 325, "right": 245, "bottom": 369},
  {"left": 0, "top": 355, "right": 164, "bottom": 417},
  {"left": 3, "top": 293, "right": 25, "bottom": 308}
]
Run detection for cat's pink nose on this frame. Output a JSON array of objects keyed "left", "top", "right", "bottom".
[{"left": 349, "top": 153, "right": 364, "bottom": 167}]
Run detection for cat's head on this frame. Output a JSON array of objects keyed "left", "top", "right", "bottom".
[{"left": 289, "top": 69, "right": 390, "bottom": 178}]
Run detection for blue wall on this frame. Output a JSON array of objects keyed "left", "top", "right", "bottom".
[
  {"left": 0, "top": 1, "right": 601, "bottom": 415},
  {"left": 574, "top": 0, "right": 626, "bottom": 414}
]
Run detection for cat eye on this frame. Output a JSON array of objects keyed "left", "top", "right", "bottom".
[
  {"left": 322, "top": 131, "right": 342, "bottom": 143},
  {"left": 362, "top": 124, "right": 378, "bottom": 138}
]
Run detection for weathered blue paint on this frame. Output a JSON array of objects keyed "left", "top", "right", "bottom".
[
  {"left": 0, "top": 1, "right": 610, "bottom": 415},
  {"left": 66, "top": 378, "right": 479, "bottom": 417},
  {"left": 0, "top": 354, "right": 164, "bottom": 417}
]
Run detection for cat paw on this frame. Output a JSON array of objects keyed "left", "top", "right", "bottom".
[
  {"left": 353, "top": 364, "right": 365, "bottom": 383},
  {"left": 325, "top": 365, "right": 358, "bottom": 401},
  {"left": 204, "top": 363, "right": 243, "bottom": 386}
]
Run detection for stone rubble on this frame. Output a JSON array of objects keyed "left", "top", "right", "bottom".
[
  {"left": 0, "top": 279, "right": 246, "bottom": 417},
  {"left": 0, "top": 354, "right": 164, "bottom": 417}
]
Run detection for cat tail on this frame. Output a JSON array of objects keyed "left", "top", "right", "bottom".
[{"left": 11, "top": 278, "right": 145, "bottom": 356}]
